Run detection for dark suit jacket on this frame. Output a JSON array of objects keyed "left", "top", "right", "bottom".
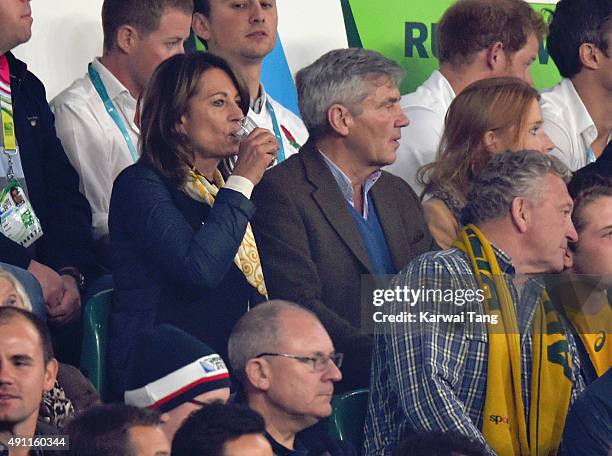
[
  {"left": 252, "top": 141, "right": 434, "bottom": 391},
  {"left": 1, "top": 53, "right": 98, "bottom": 280}
]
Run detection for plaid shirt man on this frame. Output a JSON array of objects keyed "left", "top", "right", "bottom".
[{"left": 363, "top": 245, "right": 586, "bottom": 455}]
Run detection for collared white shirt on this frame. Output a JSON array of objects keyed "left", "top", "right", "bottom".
[
  {"left": 319, "top": 149, "right": 381, "bottom": 220},
  {"left": 540, "top": 78, "right": 611, "bottom": 171},
  {"left": 51, "top": 58, "right": 139, "bottom": 239},
  {"left": 385, "top": 70, "right": 456, "bottom": 195}
]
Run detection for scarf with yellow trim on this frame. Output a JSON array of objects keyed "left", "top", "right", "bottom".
[
  {"left": 184, "top": 168, "right": 268, "bottom": 298},
  {"left": 453, "top": 224, "right": 572, "bottom": 455}
]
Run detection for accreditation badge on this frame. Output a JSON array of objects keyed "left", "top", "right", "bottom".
[{"left": 0, "top": 181, "right": 43, "bottom": 247}]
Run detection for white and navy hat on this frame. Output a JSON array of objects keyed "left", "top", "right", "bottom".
[{"left": 124, "top": 325, "right": 230, "bottom": 413}]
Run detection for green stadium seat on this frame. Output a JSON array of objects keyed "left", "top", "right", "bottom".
[
  {"left": 80, "top": 289, "right": 113, "bottom": 401},
  {"left": 328, "top": 388, "right": 369, "bottom": 450}
]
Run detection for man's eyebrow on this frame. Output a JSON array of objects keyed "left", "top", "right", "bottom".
[
  {"left": 11, "top": 354, "right": 33, "bottom": 363},
  {"left": 377, "top": 96, "right": 400, "bottom": 107},
  {"left": 598, "top": 224, "right": 612, "bottom": 233},
  {"left": 311, "top": 350, "right": 335, "bottom": 356}
]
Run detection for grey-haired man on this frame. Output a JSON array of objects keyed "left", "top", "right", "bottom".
[
  {"left": 365, "top": 150, "right": 586, "bottom": 455},
  {"left": 251, "top": 48, "right": 434, "bottom": 393}
]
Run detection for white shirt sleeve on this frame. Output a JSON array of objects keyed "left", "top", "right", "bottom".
[{"left": 225, "top": 175, "right": 254, "bottom": 199}]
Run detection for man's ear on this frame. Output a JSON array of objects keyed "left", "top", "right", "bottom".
[
  {"left": 578, "top": 42, "right": 601, "bottom": 71},
  {"left": 327, "top": 104, "right": 352, "bottom": 137},
  {"left": 43, "top": 358, "right": 59, "bottom": 393},
  {"left": 510, "top": 197, "right": 529, "bottom": 233},
  {"left": 192, "top": 12, "right": 212, "bottom": 42},
  {"left": 116, "top": 25, "right": 140, "bottom": 54},
  {"left": 244, "top": 359, "right": 272, "bottom": 391},
  {"left": 486, "top": 41, "right": 507, "bottom": 72}
]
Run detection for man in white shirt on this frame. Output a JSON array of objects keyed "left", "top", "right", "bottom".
[
  {"left": 191, "top": 0, "right": 308, "bottom": 174},
  {"left": 387, "top": 0, "right": 546, "bottom": 194},
  {"left": 51, "top": 0, "right": 193, "bottom": 261},
  {"left": 540, "top": 0, "right": 612, "bottom": 171}
]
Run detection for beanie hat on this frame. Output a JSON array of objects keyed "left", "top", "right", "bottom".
[{"left": 124, "top": 325, "right": 230, "bottom": 413}]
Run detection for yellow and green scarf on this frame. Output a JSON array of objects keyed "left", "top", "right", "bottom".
[
  {"left": 184, "top": 168, "right": 268, "bottom": 298},
  {"left": 554, "top": 278, "right": 612, "bottom": 378},
  {"left": 453, "top": 224, "right": 572, "bottom": 456}
]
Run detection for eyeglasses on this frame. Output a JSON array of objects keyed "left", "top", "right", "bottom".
[{"left": 254, "top": 352, "right": 344, "bottom": 371}]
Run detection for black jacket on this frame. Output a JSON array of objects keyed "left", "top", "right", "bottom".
[{"left": 1, "top": 53, "right": 98, "bottom": 280}]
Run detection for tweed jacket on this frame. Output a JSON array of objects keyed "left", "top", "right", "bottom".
[{"left": 252, "top": 141, "right": 434, "bottom": 390}]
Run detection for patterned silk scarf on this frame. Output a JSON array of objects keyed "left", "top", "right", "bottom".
[
  {"left": 453, "top": 224, "right": 572, "bottom": 455},
  {"left": 184, "top": 168, "right": 268, "bottom": 298}
]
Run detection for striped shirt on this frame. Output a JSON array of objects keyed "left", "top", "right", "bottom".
[{"left": 363, "top": 246, "right": 586, "bottom": 455}]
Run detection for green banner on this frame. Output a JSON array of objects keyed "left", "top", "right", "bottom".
[{"left": 344, "top": 1, "right": 560, "bottom": 94}]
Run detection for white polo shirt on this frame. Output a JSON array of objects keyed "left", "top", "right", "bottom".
[
  {"left": 540, "top": 78, "right": 611, "bottom": 171},
  {"left": 385, "top": 70, "right": 455, "bottom": 195}
]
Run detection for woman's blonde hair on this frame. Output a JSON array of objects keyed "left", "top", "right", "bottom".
[
  {"left": 418, "top": 77, "right": 539, "bottom": 203},
  {"left": 0, "top": 268, "right": 33, "bottom": 311}
]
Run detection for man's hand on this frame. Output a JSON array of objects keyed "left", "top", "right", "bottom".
[
  {"left": 47, "top": 275, "right": 82, "bottom": 325},
  {"left": 27, "top": 260, "right": 64, "bottom": 310},
  {"left": 232, "top": 128, "right": 279, "bottom": 185}
]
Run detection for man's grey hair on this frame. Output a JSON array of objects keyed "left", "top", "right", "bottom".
[
  {"left": 461, "top": 150, "right": 572, "bottom": 225},
  {"left": 228, "top": 300, "right": 319, "bottom": 384},
  {"left": 295, "top": 47, "right": 405, "bottom": 140}
]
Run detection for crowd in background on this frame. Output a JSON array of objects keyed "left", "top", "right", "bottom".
[{"left": 0, "top": 0, "right": 611, "bottom": 455}]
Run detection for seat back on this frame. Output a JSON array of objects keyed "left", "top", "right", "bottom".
[
  {"left": 328, "top": 388, "right": 369, "bottom": 450},
  {"left": 79, "top": 289, "right": 113, "bottom": 401}
]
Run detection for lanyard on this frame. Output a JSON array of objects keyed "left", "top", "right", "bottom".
[
  {"left": 0, "top": 102, "right": 16, "bottom": 153},
  {"left": 88, "top": 63, "right": 139, "bottom": 162},
  {"left": 265, "top": 100, "right": 286, "bottom": 163},
  {"left": 586, "top": 147, "right": 596, "bottom": 165},
  {"left": 0, "top": 54, "right": 18, "bottom": 180}
]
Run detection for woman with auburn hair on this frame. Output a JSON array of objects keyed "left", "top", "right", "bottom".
[
  {"left": 108, "top": 52, "right": 278, "bottom": 396},
  {"left": 418, "top": 77, "right": 555, "bottom": 248}
]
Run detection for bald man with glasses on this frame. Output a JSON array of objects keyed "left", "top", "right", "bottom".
[{"left": 228, "top": 300, "right": 355, "bottom": 455}]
